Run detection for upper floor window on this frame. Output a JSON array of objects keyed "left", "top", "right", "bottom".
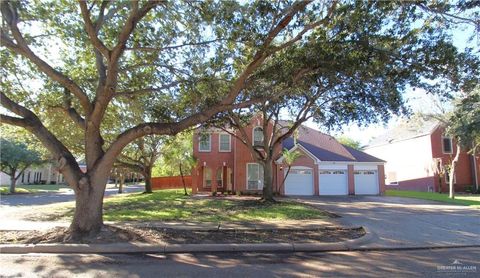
[
  {"left": 253, "top": 126, "right": 264, "bottom": 146},
  {"left": 219, "top": 133, "right": 231, "bottom": 152},
  {"left": 442, "top": 136, "right": 453, "bottom": 154},
  {"left": 199, "top": 134, "right": 211, "bottom": 152}
]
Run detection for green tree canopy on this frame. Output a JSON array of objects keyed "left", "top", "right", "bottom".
[{"left": 0, "top": 137, "right": 43, "bottom": 193}]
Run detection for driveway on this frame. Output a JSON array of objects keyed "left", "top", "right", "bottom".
[{"left": 292, "top": 196, "right": 480, "bottom": 248}]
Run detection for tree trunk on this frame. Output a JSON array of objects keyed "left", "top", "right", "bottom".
[
  {"left": 69, "top": 177, "right": 105, "bottom": 240},
  {"left": 144, "top": 167, "right": 153, "bottom": 194},
  {"left": 449, "top": 144, "right": 461, "bottom": 199},
  {"left": 179, "top": 164, "right": 188, "bottom": 196},
  {"left": 262, "top": 160, "right": 275, "bottom": 202},
  {"left": 9, "top": 169, "right": 17, "bottom": 194},
  {"left": 119, "top": 172, "right": 124, "bottom": 194}
]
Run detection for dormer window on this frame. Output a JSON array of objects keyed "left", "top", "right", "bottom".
[
  {"left": 442, "top": 136, "right": 453, "bottom": 154},
  {"left": 253, "top": 127, "right": 264, "bottom": 146}
]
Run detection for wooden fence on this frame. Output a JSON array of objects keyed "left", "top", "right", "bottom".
[{"left": 151, "top": 176, "right": 192, "bottom": 190}]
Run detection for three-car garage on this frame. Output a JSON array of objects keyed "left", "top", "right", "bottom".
[{"left": 283, "top": 163, "right": 381, "bottom": 196}]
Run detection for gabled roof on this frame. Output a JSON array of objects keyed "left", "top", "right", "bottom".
[
  {"left": 281, "top": 125, "right": 384, "bottom": 163},
  {"left": 365, "top": 118, "right": 440, "bottom": 149}
]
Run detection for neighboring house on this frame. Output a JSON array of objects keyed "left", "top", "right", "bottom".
[
  {"left": 191, "top": 119, "right": 385, "bottom": 196},
  {"left": 364, "top": 119, "right": 480, "bottom": 193},
  {"left": 0, "top": 162, "right": 87, "bottom": 186}
]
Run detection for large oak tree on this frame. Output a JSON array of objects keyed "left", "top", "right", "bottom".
[{"left": 1, "top": 0, "right": 341, "bottom": 239}]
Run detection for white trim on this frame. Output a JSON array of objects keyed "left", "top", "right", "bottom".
[
  {"left": 442, "top": 136, "right": 453, "bottom": 154},
  {"left": 353, "top": 165, "right": 379, "bottom": 171},
  {"left": 318, "top": 161, "right": 385, "bottom": 165},
  {"left": 198, "top": 134, "right": 211, "bottom": 152},
  {"left": 218, "top": 133, "right": 231, "bottom": 152},
  {"left": 252, "top": 126, "right": 264, "bottom": 146},
  {"left": 318, "top": 164, "right": 348, "bottom": 170},
  {"left": 276, "top": 144, "right": 320, "bottom": 165},
  {"left": 246, "top": 163, "right": 263, "bottom": 190}
]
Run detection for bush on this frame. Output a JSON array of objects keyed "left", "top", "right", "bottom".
[{"left": 212, "top": 191, "right": 217, "bottom": 196}]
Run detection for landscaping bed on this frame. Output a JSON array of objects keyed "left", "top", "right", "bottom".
[{"left": 0, "top": 225, "right": 364, "bottom": 245}]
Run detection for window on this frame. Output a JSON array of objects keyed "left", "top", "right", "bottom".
[
  {"left": 203, "top": 167, "right": 212, "bottom": 187},
  {"left": 199, "top": 134, "right": 211, "bottom": 152},
  {"left": 253, "top": 127, "right": 264, "bottom": 146},
  {"left": 219, "top": 134, "right": 231, "bottom": 152},
  {"left": 216, "top": 168, "right": 223, "bottom": 187},
  {"left": 247, "top": 163, "right": 264, "bottom": 190},
  {"left": 442, "top": 136, "right": 453, "bottom": 154}
]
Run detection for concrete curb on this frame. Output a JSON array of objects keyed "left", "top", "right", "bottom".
[
  {"left": 0, "top": 226, "right": 371, "bottom": 254},
  {"left": 9, "top": 227, "right": 478, "bottom": 254}
]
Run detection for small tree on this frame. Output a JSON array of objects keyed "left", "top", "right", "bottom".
[
  {"left": 448, "top": 87, "right": 480, "bottom": 194},
  {"left": 0, "top": 138, "right": 43, "bottom": 193},
  {"left": 161, "top": 132, "right": 196, "bottom": 196},
  {"left": 117, "top": 136, "right": 163, "bottom": 194},
  {"left": 278, "top": 149, "right": 303, "bottom": 194}
]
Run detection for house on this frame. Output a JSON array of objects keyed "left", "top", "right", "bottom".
[
  {"left": 191, "top": 119, "right": 386, "bottom": 196},
  {"left": 364, "top": 119, "right": 480, "bottom": 193},
  {"left": 0, "top": 162, "right": 87, "bottom": 186}
]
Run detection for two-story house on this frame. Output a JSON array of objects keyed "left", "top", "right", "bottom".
[
  {"left": 191, "top": 119, "right": 386, "bottom": 196},
  {"left": 364, "top": 119, "right": 480, "bottom": 193}
]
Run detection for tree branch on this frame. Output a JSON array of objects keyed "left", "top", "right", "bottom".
[
  {"left": 0, "top": 2, "right": 91, "bottom": 111},
  {"left": 79, "top": 1, "right": 111, "bottom": 58}
]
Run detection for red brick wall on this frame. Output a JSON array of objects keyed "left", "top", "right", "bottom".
[
  {"left": 192, "top": 131, "right": 235, "bottom": 192},
  {"left": 151, "top": 176, "right": 192, "bottom": 190},
  {"left": 430, "top": 127, "right": 479, "bottom": 192},
  {"left": 377, "top": 164, "right": 386, "bottom": 195}
]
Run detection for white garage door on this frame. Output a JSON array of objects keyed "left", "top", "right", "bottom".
[
  {"left": 354, "top": 170, "right": 378, "bottom": 195},
  {"left": 285, "top": 168, "right": 314, "bottom": 196},
  {"left": 319, "top": 170, "right": 348, "bottom": 195}
]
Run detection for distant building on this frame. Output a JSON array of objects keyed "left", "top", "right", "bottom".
[{"left": 364, "top": 119, "right": 480, "bottom": 192}]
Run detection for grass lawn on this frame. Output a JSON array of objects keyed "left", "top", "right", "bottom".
[
  {"left": 386, "top": 190, "right": 480, "bottom": 208},
  {"left": 36, "top": 189, "right": 330, "bottom": 222},
  {"left": 0, "top": 184, "right": 71, "bottom": 194}
]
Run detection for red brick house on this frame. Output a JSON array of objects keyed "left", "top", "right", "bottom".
[
  {"left": 191, "top": 119, "right": 386, "bottom": 196},
  {"left": 364, "top": 119, "right": 480, "bottom": 193}
]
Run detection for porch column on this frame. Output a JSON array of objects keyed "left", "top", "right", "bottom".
[{"left": 223, "top": 165, "right": 228, "bottom": 192}]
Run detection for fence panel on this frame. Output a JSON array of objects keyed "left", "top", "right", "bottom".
[{"left": 151, "top": 176, "right": 192, "bottom": 190}]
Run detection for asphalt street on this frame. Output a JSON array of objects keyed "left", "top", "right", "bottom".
[{"left": 0, "top": 247, "right": 478, "bottom": 277}]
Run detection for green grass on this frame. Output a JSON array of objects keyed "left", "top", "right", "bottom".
[
  {"left": 386, "top": 190, "right": 480, "bottom": 208},
  {"left": 0, "top": 183, "right": 71, "bottom": 194},
  {"left": 101, "top": 189, "right": 329, "bottom": 222},
  {"left": 0, "top": 187, "right": 31, "bottom": 194}
]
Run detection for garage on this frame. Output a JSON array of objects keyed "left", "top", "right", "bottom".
[
  {"left": 354, "top": 170, "right": 379, "bottom": 195},
  {"left": 284, "top": 167, "right": 314, "bottom": 195},
  {"left": 319, "top": 170, "right": 348, "bottom": 195}
]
